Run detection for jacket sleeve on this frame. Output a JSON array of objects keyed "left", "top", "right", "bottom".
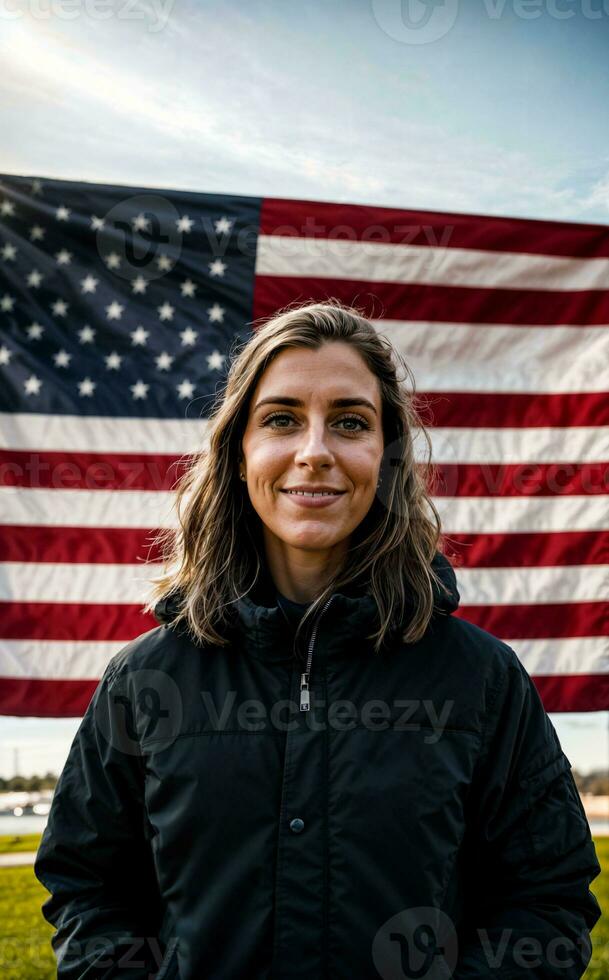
[
  {"left": 33, "top": 659, "right": 169, "bottom": 979},
  {"left": 453, "top": 649, "right": 602, "bottom": 980}
]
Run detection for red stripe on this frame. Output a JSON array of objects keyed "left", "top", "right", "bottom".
[
  {"left": 1, "top": 602, "right": 158, "bottom": 641},
  {"left": 0, "top": 450, "right": 192, "bottom": 490},
  {"left": 0, "top": 677, "right": 99, "bottom": 717},
  {"left": 413, "top": 391, "right": 609, "bottom": 428},
  {"left": 0, "top": 525, "right": 165, "bottom": 563},
  {"left": 4, "top": 599, "right": 606, "bottom": 642},
  {"left": 430, "top": 463, "right": 609, "bottom": 496},
  {"left": 260, "top": 198, "right": 609, "bottom": 258},
  {"left": 455, "top": 602, "right": 607, "bottom": 638},
  {"left": 0, "top": 671, "right": 605, "bottom": 717},
  {"left": 532, "top": 673, "right": 609, "bottom": 713},
  {"left": 253, "top": 275, "right": 609, "bottom": 326},
  {"left": 443, "top": 531, "right": 609, "bottom": 567}
]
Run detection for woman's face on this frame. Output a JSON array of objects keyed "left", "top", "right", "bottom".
[{"left": 240, "top": 341, "right": 384, "bottom": 561}]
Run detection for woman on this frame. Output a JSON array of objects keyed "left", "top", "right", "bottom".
[{"left": 35, "top": 300, "right": 601, "bottom": 979}]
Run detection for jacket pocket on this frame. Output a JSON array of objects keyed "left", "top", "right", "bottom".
[{"left": 156, "top": 936, "right": 180, "bottom": 980}]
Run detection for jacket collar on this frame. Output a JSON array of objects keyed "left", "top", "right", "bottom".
[{"left": 154, "top": 552, "right": 460, "bottom": 664}]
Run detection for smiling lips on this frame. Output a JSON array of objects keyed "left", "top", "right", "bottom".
[{"left": 280, "top": 487, "right": 346, "bottom": 508}]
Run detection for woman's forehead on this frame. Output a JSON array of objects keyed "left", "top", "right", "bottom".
[{"left": 253, "top": 342, "right": 379, "bottom": 395}]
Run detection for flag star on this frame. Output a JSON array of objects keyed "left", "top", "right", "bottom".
[
  {"left": 54, "top": 349, "right": 71, "bottom": 368},
  {"left": 180, "top": 278, "right": 197, "bottom": 298},
  {"left": 208, "top": 258, "right": 226, "bottom": 277},
  {"left": 105, "top": 300, "right": 124, "bottom": 320},
  {"left": 31, "top": 179, "right": 43, "bottom": 196},
  {"left": 176, "top": 214, "right": 194, "bottom": 233},
  {"left": 132, "top": 212, "right": 150, "bottom": 232},
  {"left": 30, "top": 225, "right": 45, "bottom": 241},
  {"left": 56, "top": 205, "right": 71, "bottom": 221},
  {"left": 55, "top": 249, "right": 73, "bottom": 266},
  {"left": 177, "top": 380, "right": 195, "bottom": 400},
  {"left": 1, "top": 294, "right": 15, "bottom": 312},
  {"left": 131, "top": 325, "right": 149, "bottom": 346},
  {"left": 78, "top": 377, "right": 96, "bottom": 397},
  {"left": 104, "top": 252, "right": 121, "bottom": 270},
  {"left": 51, "top": 299, "right": 69, "bottom": 317},
  {"left": 207, "top": 350, "right": 225, "bottom": 371},
  {"left": 131, "top": 275, "right": 148, "bottom": 294},
  {"left": 81, "top": 274, "right": 99, "bottom": 294},
  {"left": 26, "top": 322, "right": 44, "bottom": 340},
  {"left": 105, "top": 351, "right": 122, "bottom": 370},
  {"left": 214, "top": 216, "right": 233, "bottom": 234},
  {"left": 180, "top": 326, "right": 198, "bottom": 346},
  {"left": 90, "top": 215, "right": 105, "bottom": 230},
  {"left": 157, "top": 254, "right": 172, "bottom": 272},
  {"left": 1, "top": 243, "right": 17, "bottom": 261},
  {"left": 208, "top": 302, "right": 225, "bottom": 323},
  {"left": 130, "top": 380, "right": 149, "bottom": 400},
  {"left": 78, "top": 325, "right": 96, "bottom": 344},
  {"left": 158, "top": 301, "right": 175, "bottom": 322},
  {"left": 0, "top": 200, "right": 15, "bottom": 217},
  {"left": 24, "top": 374, "right": 42, "bottom": 395},
  {"left": 156, "top": 351, "right": 174, "bottom": 371},
  {"left": 27, "top": 270, "right": 44, "bottom": 288},
  {"left": 0, "top": 345, "right": 12, "bottom": 365}
]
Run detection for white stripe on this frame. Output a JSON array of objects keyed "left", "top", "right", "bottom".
[
  {"left": 506, "top": 638, "right": 609, "bottom": 677},
  {"left": 454, "top": 565, "right": 609, "bottom": 605},
  {"left": 0, "top": 413, "right": 210, "bottom": 454},
  {"left": 256, "top": 234, "right": 609, "bottom": 291},
  {"left": 0, "top": 487, "right": 179, "bottom": 527},
  {"left": 0, "top": 640, "right": 125, "bottom": 680},
  {"left": 421, "top": 426, "right": 609, "bottom": 463},
  {"left": 1, "top": 416, "right": 606, "bottom": 467},
  {"left": 376, "top": 321, "right": 609, "bottom": 394},
  {"left": 2, "top": 487, "right": 608, "bottom": 532},
  {"left": 1, "top": 636, "right": 606, "bottom": 682},
  {"left": 434, "top": 494, "right": 609, "bottom": 533},
  {"left": 0, "top": 562, "right": 163, "bottom": 603}
]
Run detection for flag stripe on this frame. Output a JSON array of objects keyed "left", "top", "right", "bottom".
[
  {"left": 0, "top": 525, "right": 163, "bottom": 563},
  {"left": 1, "top": 560, "right": 605, "bottom": 608},
  {"left": 3, "top": 599, "right": 605, "bottom": 643},
  {"left": 445, "top": 531, "right": 609, "bottom": 567},
  {"left": 414, "top": 392, "right": 609, "bottom": 428},
  {"left": 0, "top": 562, "right": 163, "bottom": 603},
  {"left": 3, "top": 489, "right": 608, "bottom": 532},
  {"left": 259, "top": 197, "right": 609, "bottom": 258},
  {"left": 431, "top": 463, "right": 609, "bottom": 496},
  {"left": 378, "top": 321, "right": 609, "bottom": 393},
  {"left": 253, "top": 274, "right": 609, "bottom": 326},
  {"left": 455, "top": 602, "right": 607, "bottom": 638},
  {"left": 0, "top": 601, "right": 156, "bottom": 641},
  {"left": 256, "top": 233, "right": 609, "bottom": 291},
  {"left": 2, "top": 636, "right": 605, "bottom": 681},
  {"left": 0, "top": 449, "right": 191, "bottom": 490}
]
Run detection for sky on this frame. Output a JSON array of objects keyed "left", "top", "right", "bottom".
[{"left": 0, "top": 0, "right": 608, "bottom": 777}]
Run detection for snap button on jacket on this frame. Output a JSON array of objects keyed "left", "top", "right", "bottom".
[{"left": 34, "top": 553, "right": 602, "bottom": 979}]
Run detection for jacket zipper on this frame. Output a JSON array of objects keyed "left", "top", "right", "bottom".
[{"left": 299, "top": 594, "right": 335, "bottom": 711}]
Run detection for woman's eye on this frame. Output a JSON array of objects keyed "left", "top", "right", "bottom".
[{"left": 262, "top": 413, "right": 368, "bottom": 432}]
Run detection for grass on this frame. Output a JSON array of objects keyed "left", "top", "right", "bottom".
[{"left": 0, "top": 834, "right": 608, "bottom": 978}]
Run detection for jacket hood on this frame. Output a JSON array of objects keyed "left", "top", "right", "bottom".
[{"left": 153, "top": 551, "right": 460, "bottom": 662}]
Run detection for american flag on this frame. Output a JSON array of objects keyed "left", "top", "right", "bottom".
[{"left": 0, "top": 172, "right": 607, "bottom": 717}]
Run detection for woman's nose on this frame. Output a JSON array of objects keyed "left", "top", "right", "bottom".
[{"left": 293, "top": 422, "right": 334, "bottom": 465}]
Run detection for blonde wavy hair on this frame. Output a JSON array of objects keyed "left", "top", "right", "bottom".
[{"left": 143, "top": 299, "right": 451, "bottom": 653}]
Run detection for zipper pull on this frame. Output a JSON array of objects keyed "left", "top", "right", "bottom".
[{"left": 300, "top": 672, "right": 310, "bottom": 711}]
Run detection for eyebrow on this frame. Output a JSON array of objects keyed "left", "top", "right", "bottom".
[{"left": 253, "top": 396, "right": 378, "bottom": 415}]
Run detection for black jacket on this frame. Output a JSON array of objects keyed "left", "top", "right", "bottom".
[{"left": 34, "top": 552, "right": 601, "bottom": 979}]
